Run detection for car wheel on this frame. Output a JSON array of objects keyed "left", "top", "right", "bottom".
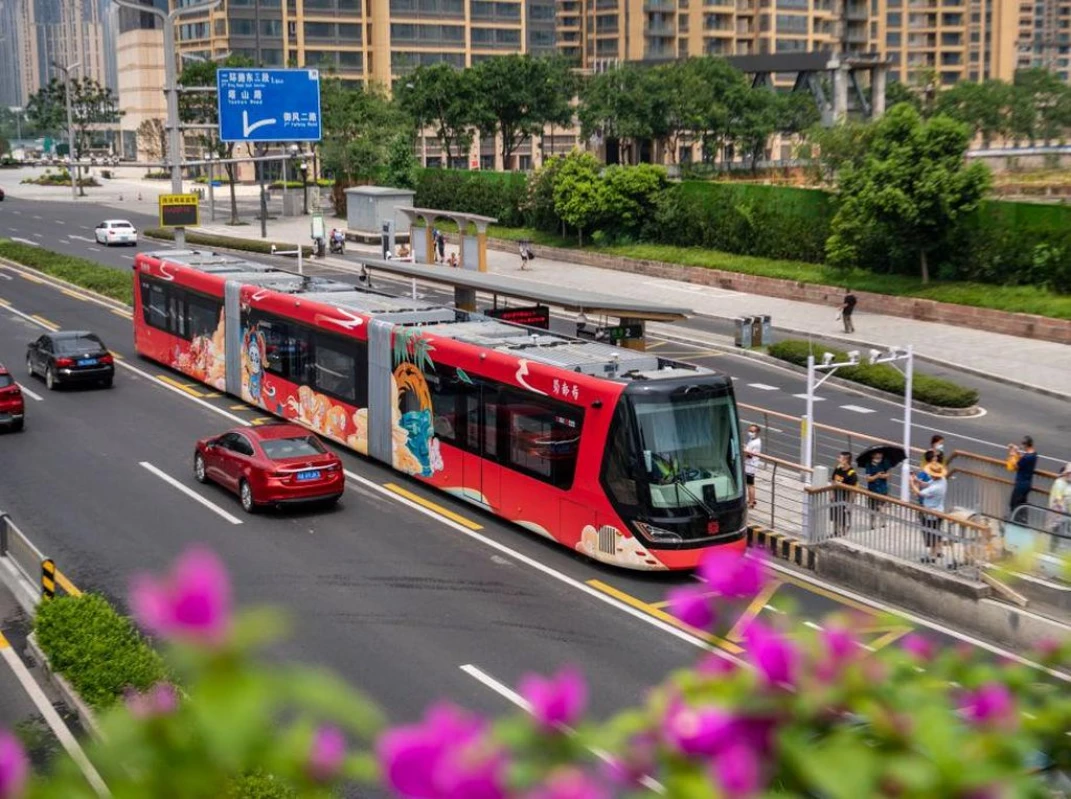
[
  {"left": 26, "top": 355, "right": 34, "bottom": 377},
  {"left": 328, "top": 494, "right": 342, "bottom": 507},
  {"left": 239, "top": 479, "right": 257, "bottom": 513},
  {"left": 10, "top": 420, "right": 23, "bottom": 433},
  {"left": 100, "top": 377, "right": 113, "bottom": 388},
  {"left": 45, "top": 366, "right": 57, "bottom": 390},
  {"left": 193, "top": 453, "right": 207, "bottom": 484}
]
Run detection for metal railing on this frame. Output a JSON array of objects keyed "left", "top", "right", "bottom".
[
  {"left": 805, "top": 483, "right": 991, "bottom": 581},
  {"left": 747, "top": 451, "right": 811, "bottom": 538},
  {"left": 946, "top": 450, "right": 1056, "bottom": 498},
  {"left": 1003, "top": 504, "right": 1071, "bottom": 582},
  {"left": 0, "top": 512, "right": 48, "bottom": 594},
  {"left": 945, "top": 465, "right": 1050, "bottom": 522}
]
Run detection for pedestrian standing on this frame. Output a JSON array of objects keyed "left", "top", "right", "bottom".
[
  {"left": 437, "top": 230, "right": 446, "bottom": 264},
  {"left": 519, "top": 240, "right": 531, "bottom": 270},
  {"left": 744, "top": 424, "right": 762, "bottom": 509},
  {"left": 924, "top": 434, "right": 946, "bottom": 466},
  {"left": 831, "top": 451, "right": 858, "bottom": 537},
  {"left": 1049, "top": 463, "right": 1071, "bottom": 515},
  {"left": 911, "top": 455, "right": 949, "bottom": 565},
  {"left": 863, "top": 451, "right": 891, "bottom": 528},
  {"left": 839, "top": 287, "right": 857, "bottom": 334},
  {"left": 1007, "top": 436, "right": 1038, "bottom": 512}
]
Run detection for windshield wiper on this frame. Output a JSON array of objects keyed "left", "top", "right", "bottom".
[{"left": 670, "top": 474, "right": 717, "bottom": 517}]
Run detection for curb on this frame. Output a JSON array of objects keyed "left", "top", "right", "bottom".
[
  {"left": 26, "top": 632, "right": 104, "bottom": 742},
  {"left": 747, "top": 526, "right": 816, "bottom": 570},
  {"left": 650, "top": 324, "right": 982, "bottom": 417}
]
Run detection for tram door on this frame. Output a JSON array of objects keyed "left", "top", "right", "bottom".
[{"left": 461, "top": 383, "right": 500, "bottom": 512}]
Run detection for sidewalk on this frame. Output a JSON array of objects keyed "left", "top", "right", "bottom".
[{"left": 191, "top": 214, "right": 1071, "bottom": 398}]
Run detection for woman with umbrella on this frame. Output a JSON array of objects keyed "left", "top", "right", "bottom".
[{"left": 857, "top": 445, "right": 906, "bottom": 530}]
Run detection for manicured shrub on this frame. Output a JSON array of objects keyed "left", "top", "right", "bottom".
[
  {"left": 34, "top": 594, "right": 169, "bottom": 711},
  {"left": 413, "top": 168, "right": 528, "bottom": 227},
  {"left": 767, "top": 340, "right": 979, "bottom": 408}
]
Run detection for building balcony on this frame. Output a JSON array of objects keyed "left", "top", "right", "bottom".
[
  {"left": 644, "top": 0, "right": 677, "bottom": 10},
  {"left": 736, "top": 0, "right": 755, "bottom": 10},
  {"left": 646, "top": 22, "right": 677, "bottom": 35},
  {"left": 845, "top": 6, "right": 868, "bottom": 21}
]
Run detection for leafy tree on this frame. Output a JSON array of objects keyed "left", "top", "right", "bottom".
[
  {"left": 884, "top": 79, "right": 921, "bottom": 112},
  {"left": 1012, "top": 68, "right": 1071, "bottom": 143},
  {"left": 599, "top": 163, "right": 667, "bottom": 240},
  {"left": 552, "top": 151, "right": 605, "bottom": 244},
  {"left": 470, "top": 55, "right": 574, "bottom": 168},
  {"left": 826, "top": 104, "right": 991, "bottom": 284},
  {"left": 383, "top": 133, "right": 420, "bottom": 190},
  {"left": 653, "top": 60, "right": 713, "bottom": 164},
  {"left": 0, "top": 136, "right": 9, "bottom": 156},
  {"left": 935, "top": 80, "right": 1014, "bottom": 147},
  {"left": 684, "top": 57, "right": 752, "bottom": 164},
  {"left": 805, "top": 120, "right": 876, "bottom": 185},
  {"left": 177, "top": 55, "right": 254, "bottom": 225},
  {"left": 577, "top": 63, "right": 667, "bottom": 165},
  {"left": 319, "top": 79, "right": 409, "bottom": 210},
  {"left": 136, "top": 118, "right": 168, "bottom": 166},
  {"left": 397, "top": 64, "right": 482, "bottom": 167}
]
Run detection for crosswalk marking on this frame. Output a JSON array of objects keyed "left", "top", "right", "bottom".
[{"left": 841, "top": 404, "right": 875, "bottom": 414}]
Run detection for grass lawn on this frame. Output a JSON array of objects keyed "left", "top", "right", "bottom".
[
  {"left": 0, "top": 240, "right": 134, "bottom": 305},
  {"left": 416, "top": 222, "right": 1071, "bottom": 320}
]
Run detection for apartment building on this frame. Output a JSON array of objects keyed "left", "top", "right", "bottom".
[
  {"left": 1016, "top": 0, "right": 1071, "bottom": 79},
  {"left": 172, "top": 0, "right": 556, "bottom": 88}
]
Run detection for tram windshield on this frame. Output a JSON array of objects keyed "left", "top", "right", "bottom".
[{"left": 630, "top": 389, "right": 743, "bottom": 512}]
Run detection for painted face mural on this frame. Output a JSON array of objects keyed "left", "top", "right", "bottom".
[
  {"left": 391, "top": 331, "right": 444, "bottom": 479},
  {"left": 242, "top": 328, "right": 266, "bottom": 404}
]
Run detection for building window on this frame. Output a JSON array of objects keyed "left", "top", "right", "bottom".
[
  {"left": 886, "top": 30, "right": 901, "bottom": 44},
  {"left": 389, "top": 0, "right": 465, "bottom": 15},
  {"left": 775, "top": 37, "right": 807, "bottom": 50},
  {"left": 339, "top": 50, "right": 363, "bottom": 68},
  {"left": 260, "top": 19, "right": 282, "bottom": 36},
  {"left": 776, "top": 13, "right": 808, "bottom": 32},
  {"left": 775, "top": 0, "right": 807, "bottom": 9},
  {"left": 887, "top": 11, "right": 901, "bottom": 25},
  {"left": 391, "top": 22, "right": 466, "bottom": 43},
  {"left": 304, "top": 21, "right": 334, "bottom": 38}
]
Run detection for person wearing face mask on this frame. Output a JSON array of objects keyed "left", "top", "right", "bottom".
[
  {"left": 743, "top": 425, "right": 762, "bottom": 509},
  {"left": 924, "top": 434, "right": 946, "bottom": 466}
]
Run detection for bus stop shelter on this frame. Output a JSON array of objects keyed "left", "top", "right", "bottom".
[
  {"left": 395, "top": 207, "right": 498, "bottom": 273},
  {"left": 353, "top": 255, "right": 690, "bottom": 351}
]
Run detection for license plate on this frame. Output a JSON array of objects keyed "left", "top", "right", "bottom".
[
  {"left": 77, "top": 358, "right": 97, "bottom": 366},
  {"left": 296, "top": 470, "right": 321, "bottom": 482}
]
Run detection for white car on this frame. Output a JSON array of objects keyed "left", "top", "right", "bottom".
[{"left": 94, "top": 220, "right": 138, "bottom": 247}]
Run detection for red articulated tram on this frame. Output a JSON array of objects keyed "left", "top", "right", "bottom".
[{"left": 132, "top": 249, "right": 747, "bottom": 570}]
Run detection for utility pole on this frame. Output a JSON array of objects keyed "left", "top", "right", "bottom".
[
  {"left": 50, "top": 61, "right": 80, "bottom": 201},
  {"left": 111, "top": 0, "right": 222, "bottom": 249}
]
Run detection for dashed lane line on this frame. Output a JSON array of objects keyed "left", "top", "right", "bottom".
[
  {"left": 793, "top": 393, "right": 825, "bottom": 401},
  {"left": 9, "top": 237, "right": 39, "bottom": 247},
  {"left": 16, "top": 383, "right": 43, "bottom": 402},
  {"left": 61, "top": 288, "right": 88, "bottom": 302},
  {"left": 138, "top": 461, "right": 243, "bottom": 526},
  {"left": 841, "top": 404, "right": 876, "bottom": 414},
  {"left": 748, "top": 383, "right": 779, "bottom": 391}
]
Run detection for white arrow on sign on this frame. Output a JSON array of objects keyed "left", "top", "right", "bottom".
[{"left": 243, "top": 110, "right": 277, "bottom": 138}]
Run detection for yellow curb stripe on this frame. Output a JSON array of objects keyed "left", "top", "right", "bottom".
[
  {"left": 0, "top": 632, "right": 9, "bottom": 649},
  {"left": 19, "top": 272, "right": 46, "bottom": 284},
  {"left": 250, "top": 416, "right": 275, "bottom": 426},
  {"left": 228, "top": 404, "right": 250, "bottom": 411},
  {"left": 31, "top": 314, "right": 58, "bottom": 330},
  {"left": 111, "top": 308, "right": 133, "bottom": 319},
  {"left": 61, "top": 289, "right": 88, "bottom": 302},
  {"left": 868, "top": 627, "right": 912, "bottom": 651},
  {"left": 586, "top": 579, "right": 744, "bottom": 655},
  {"left": 56, "top": 570, "right": 82, "bottom": 598},
  {"left": 157, "top": 375, "right": 204, "bottom": 397},
  {"left": 726, "top": 579, "right": 784, "bottom": 642},
  {"left": 0, "top": 297, "right": 11, "bottom": 307},
  {"left": 383, "top": 483, "right": 483, "bottom": 530}
]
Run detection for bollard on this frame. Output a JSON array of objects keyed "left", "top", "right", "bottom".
[{"left": 41, "top": 558, "right": 56, "bottom": 600}]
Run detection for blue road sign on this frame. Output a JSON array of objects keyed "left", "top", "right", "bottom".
[{"left": 216, "top": 68, "right": 322, "bottom": 143}]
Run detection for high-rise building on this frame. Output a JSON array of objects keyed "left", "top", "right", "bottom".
[
  {"left": 1016, "top": 0, "right": 1071, "bottom": 79},
  {"left": 115, "top": 0, "right": 167, "bottom": 159},
  {"left": 0, "top": 0, "right": 24, "bottom": 107}
]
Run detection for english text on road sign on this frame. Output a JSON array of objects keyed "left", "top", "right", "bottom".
[
  {"left": 217, "top": 68, "right": 322, "bottom": 143},
  {"left": 159, "top": 194, "right": 200, "bottom": 228}
]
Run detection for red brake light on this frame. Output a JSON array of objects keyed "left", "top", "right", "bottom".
[
  {"left": 55, "top": 357, "right": 74, "bottom": 367},
  {"left": 99, "top": 354, "right": 114, "bottom": 365}
]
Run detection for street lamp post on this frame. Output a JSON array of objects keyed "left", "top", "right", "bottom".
[
  {"left": 298, "top": 160, "right": 308, "bottom": 215},
  {"left": 50, "top": 61, "right": 81, "bottom": 201},
  {"left": 111, "top": 0, "right": 222, "bottom": 249},
  {"left": 802, "top": 345, "right": 916, "bottom": 501},
  {"left": 205, "top": 150, "right": 216, "bottom": 222}
]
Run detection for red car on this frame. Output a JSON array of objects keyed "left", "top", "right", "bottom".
[
  {"left": 0, "top": 364, "right": 25, "bottom": 432},
  {"left": 193, "top": 424, "right": 344, "bottom": 512}
]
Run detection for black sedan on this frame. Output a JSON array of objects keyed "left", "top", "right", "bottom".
[{"left": 26, "top": 331, "right": 115, "bottom": 390}]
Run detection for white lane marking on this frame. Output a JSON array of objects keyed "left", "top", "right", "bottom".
[
  {"left": 68, "top": 235, "right": 96, "bottom": 243},
  {"left": 31, "top": 233, "right": 42, "bottom": 238},
  {"left": 31, "top": 215, "right": 43, "bottom": 220},
  {"left": 88, "top": 246, "right": 101, "bottom": 251},
  {"left": 10, "top": 237, "right": 39, "bottom": 247},
  {"left": 3, "top": 296, "right": 1063, "bottom": 682},
  {"left": 55, "top": 220, "right": 65, "bottom": 225},
  {"left": 121, "top": 255, "right": 134, "bottom": 260},
  {"left": 803, "top": 620, "right": 823, "bottom": 631},
  {"left": 764, "top": 559, "right": 1071, "bottom": 683},
  {"left": 0, "top": 640, "right": 111, "bottom": 796},
  {"left": 138, "top": 461, "right": 243, "bottom": 525},
  {"left": 748, "top": 383, "right": 779, "bottom": 391},
  {"left": 841, "top": 404, "right": 875, "bottom": 414},
  {"left": 793, "top": 393, "right": 825, "bottom": 401},
  {"left": 11, "top": 210, "right": 20, "bottom": 215},
  {"left": 889, "top": 419, "right": 1064, "bottom": 467},
  {"left": 16, "top": 383, "right": 43, "bottom": 401},
  {"left": 0, "top": 272, "right": 11, "bottom": 280},
  {"left": 461, "top": 664, "right": 666, "bottom": 794}
]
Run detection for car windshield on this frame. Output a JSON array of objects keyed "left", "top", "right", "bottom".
[
  {"left": 631, "top": 390, "right": 743, "bottom": 508},
  {"left": 111, "top": 222, "right": 133, "bottom": 229},
  {"left": 54, "top": 336, "right": 105, "bottom": 354},
  {"left": 0, "top": 375, "right": 12, "bottom": 388},
  {"left": 261, "top": 435, "right": 327, "bottom": 460}
]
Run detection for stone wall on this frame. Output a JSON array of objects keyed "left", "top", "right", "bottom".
[{"left": 491, "top": 238, "right": 1071, "bottom": 346}]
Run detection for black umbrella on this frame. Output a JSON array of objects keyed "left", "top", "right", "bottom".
[{"left": 856, "top": 445, "right": 906, "bottom": 468}]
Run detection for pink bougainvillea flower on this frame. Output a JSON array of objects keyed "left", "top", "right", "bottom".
[
  {"left": 816, "top": 625, "right": 858, "bottom": 680},
  {"left": 130, "top": 547, "right": 231, "bottom": 645},
  {"left": 602, "top": 733, "right": 656, "bottom": 788},
  {"left": 696, "top": 653, "right": 738, "bottom": 678},
  {"left": 519, "top": 667, "right": 587, "bottom": 732},
  {"left": 667, "top": 586, "right": 715, "bottom": 630},
  {"left": 377, "top": 703, "right": 506, "bottom": 799},
  {"left": 664, "top": 700, "right": 737, "bottom": 757},
  {"left": 307, "top": 726, "right": 347, "bottom": 783},
  {"left": 125, "top": 682, "right": 179, "bottom": 719},
  {"left": 698, "top": 549, "right": 765, "bottom": 598},
  {"left": 527, "top": 768, "right": 608, "bottom": 799},
  {"left": 712, "top": 742, "right": 763, "bottom": 799},
  {"left": 744, "top": 621, "right": 798, "bottom": 688},
  {"left": 0, "top": 731, "right": 27, "bottom": 799},
  {"left": 961, "top": 683, "right": 1017, "bottom": 728},
  {"left": 900, "top": 633, "right": 936, "bottom": 662}
]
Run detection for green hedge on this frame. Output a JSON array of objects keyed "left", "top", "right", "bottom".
[
  {"left": 0, "top": 241, "right": 133, "bottom": 304},
  {"left": 767, "top": 340, "right": 980, "bottom": 409},
  {"left": 413, "top": 169, "right": 528, "bottom": 227},
  {"left": 144, "top": 228, "right": 313, "bottom": 257},
  {"left": 34, "top": 594, "right": 169, "bottom": 711}
]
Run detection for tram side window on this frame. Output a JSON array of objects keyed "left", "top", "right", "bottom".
[
  {"left": 141, "top": 280, "right": 169, "bottom": 332},
  {"left": 255, "top": 316, "right": 312, "bottom": 384},
  {"left": 502, "top": 388, "right": 583, "bottom": 490},
  {"left": 313, "top": 331, "right": 363, "bottom": 404},
  {"left": 188, "top": 294, "right": 221, "bottom": 339},
  {"left": 427, "top": 367, "right": 465, "bottom": 444}
]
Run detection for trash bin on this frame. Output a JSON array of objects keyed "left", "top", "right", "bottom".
[
  {"left": 734, "top": 317, "right": 753, "bottom": 348},
  {"left": 760, "top": 315, "right": 772, "bottom": 345},
  {"left": 751, "top": 317, "right": 763, "bottom": 347}
]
